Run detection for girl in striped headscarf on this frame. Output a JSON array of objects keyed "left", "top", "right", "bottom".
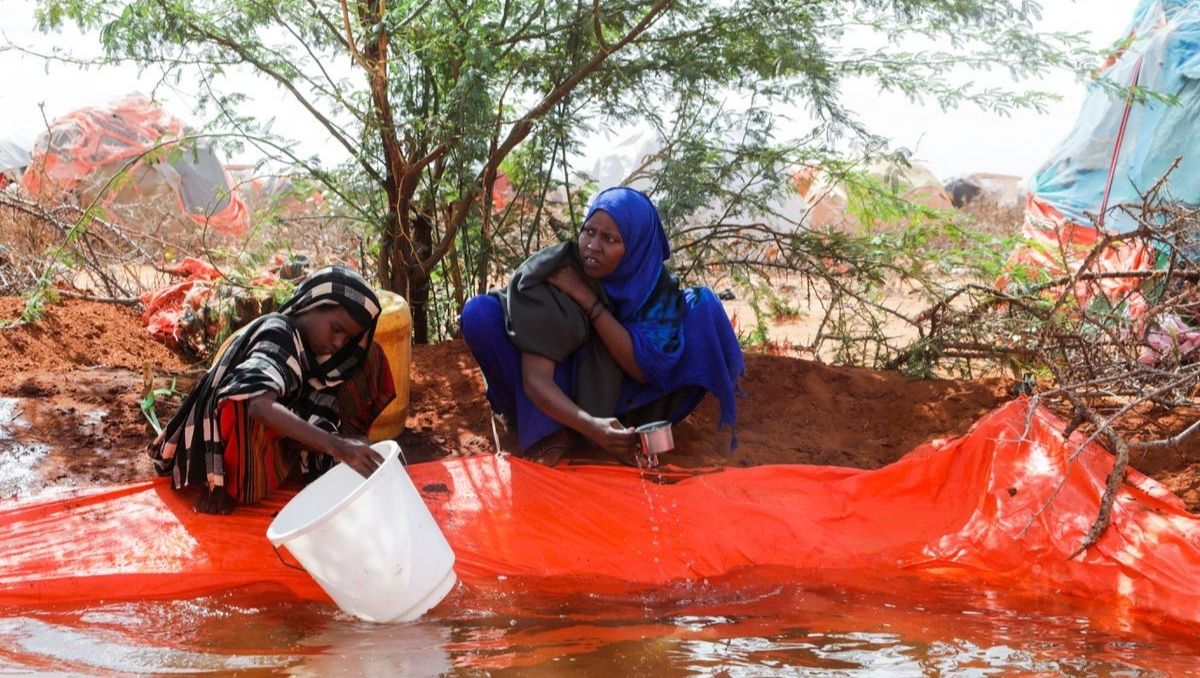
[{"left": 151, "top": 265, "right": 393, "bottom": 514}]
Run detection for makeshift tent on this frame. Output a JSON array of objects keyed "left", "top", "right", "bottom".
[
  {"left": 587, "top": 128, "right": 659, "bottom": 192},
  {"left": 19, "top": 95, "right": 248, "bottom": 240},
  {"left": 227, "top": 168, "right": 298, "bottom": 208},
  {"left": 588, "top": 128, "right": 809, "bottom": 229},
  {"left": 0, "top": 138, "right": 28, "bottom": 174},
  {"left": 1011, "top": 0, "right": 1200, "bottom": 315},
  {"left": 225, "top": 166, "right": 329, "bottom": 215},
  {"left": 0, "top": 138, "right": 29, "bottom": 189},
  {"left": 945, "top": 173, "right": 1023, "bottom": 209},
  {"left": 1031, "top": 0, "right": 1200, "bottom": 234},
  {"left": 794, "top": 158, "right": 953, "bottom": 230},
  {"left": 3, "top": 401, "right": 1200, "bottom": 627}
]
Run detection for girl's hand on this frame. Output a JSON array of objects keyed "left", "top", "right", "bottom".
[
  {"left": 331, "top": 437, "right": 385, "bottom": 478},
  {"left": 546, "top": 265, "right": 593, "bottom": 307},
  {"left": 584, "top": 416, "right": 638, "bottom": 454}
]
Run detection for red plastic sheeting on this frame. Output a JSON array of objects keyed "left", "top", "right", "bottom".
[
  {"left": 139, "top": 257, "right": 222, "bottom": 345},
  {"left": 20, "top": 95, "right": 248, "bottom": 237},
  {"left": 2, "top": 401, "right": 1200, "bottom": 625},
  {"left": 139, "top": 257, "right": 285, "bottom": 347},
  {"left": 1003, "top": 195, "right": 1157, "bottom": 316}
]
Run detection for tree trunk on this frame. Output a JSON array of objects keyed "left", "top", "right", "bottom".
[
  {"left": 409, "top": 211, "right": 433, "bottom": 344},
  {"left": 382, "top": 211, "right": 433, "bottom": 344},
  {"left": 408, "top": 268, "right": 431, "bottom": 345}
]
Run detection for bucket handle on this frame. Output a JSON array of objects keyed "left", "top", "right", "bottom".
[{"left": 272, "top": 544, "right": 307, "bottom": 572}]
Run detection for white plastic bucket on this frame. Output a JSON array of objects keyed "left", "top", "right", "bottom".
[{"left": 266, "top": 441, "right": 456, "bottom": 623}]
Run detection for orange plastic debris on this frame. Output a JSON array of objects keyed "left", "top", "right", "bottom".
[
  {"left": 1002, "top": 195, "right": 1157, "bottom": 315},
  {"left": 138, "top": 257, "right": 223, "bottom": 346}
]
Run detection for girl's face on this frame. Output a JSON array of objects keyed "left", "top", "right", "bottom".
[
  {"left": 578, "top": 210, "right": 625, "bottom": 279},
  {"left": 296, "top": 304, "right": 364, "bottom": 356}
]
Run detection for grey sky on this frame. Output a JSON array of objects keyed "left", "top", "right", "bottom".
[{"left": 1, "top": 1, "right": 1133, "bottom": 183}]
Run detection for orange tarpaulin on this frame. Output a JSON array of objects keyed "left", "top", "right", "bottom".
[
  {"left": 2, "top": 400, "right": 1200, "bottom": 625},
  {"left": 1004, "top": 195, "right": 1157, "bottom": 316},
  {"left": 20, "top": 96, "right": 249, "bottom": 238},
  {"left": 139, "top": 257, "right": 222, "bottom": 346},
  {"left": 138, "top": 257, "right": 287, "bottom": 348}
]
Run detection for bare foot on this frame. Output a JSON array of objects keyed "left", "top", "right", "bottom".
[
  {"left": 194, "top": 486, "right": 236, "bottom": 514},
  {"left": 522, "top": 429, "right": 574, "bottom": 467}
]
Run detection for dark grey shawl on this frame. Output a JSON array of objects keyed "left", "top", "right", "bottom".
[{"left": 489, "top": 242, "right": 623, "bottom": 417}]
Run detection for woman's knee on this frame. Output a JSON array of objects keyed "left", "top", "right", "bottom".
[{"left": 460, "top": 294, "right": 503, "bottom": 348}]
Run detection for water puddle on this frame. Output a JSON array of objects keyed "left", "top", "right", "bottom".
[
  {"left": 0, "top": 569, "right": 1194, "bottom": 675},
  {"left": 0, "top": 398, "right": 110, "bottom": 498},
  {"left": 0, "top": 441, "right": 50, "bottom": 498},
  {"left": 0, "top": 397, "right": 23, "bottom": 440},
  {"left": 0, "top": 616, "right": 291, "bottom": 674},
  {"left": 0, "top": 398, "right": 50, "bottom": 498}
]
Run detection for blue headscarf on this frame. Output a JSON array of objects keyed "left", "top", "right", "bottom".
[
  {"left": 583, "top": 187, "right": 745, "bottom": 440},
  {"left": 584, "top": 187, "right": 671, "bottom": 320}
]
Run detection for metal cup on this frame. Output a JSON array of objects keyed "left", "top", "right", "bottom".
[{"left": 634, "top": 420, "right": 673, "bottom": 468}]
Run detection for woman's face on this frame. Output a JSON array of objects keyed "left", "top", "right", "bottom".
[
  {"left": 578, "top": 210, "right": 625, "bottom": 279},
  {"left": 296, "top": 304, "right": 364, "bottom": 356}
]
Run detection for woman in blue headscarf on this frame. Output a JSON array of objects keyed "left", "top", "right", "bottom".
[{"left": 460, "top": 187, "right": 744, "bottom": 465}]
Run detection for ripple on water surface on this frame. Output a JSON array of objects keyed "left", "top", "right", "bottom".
[{"left": 1, "top": 569, "right": 1194, "bottom": 676}]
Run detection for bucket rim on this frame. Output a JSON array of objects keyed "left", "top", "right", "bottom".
[{"left": 266, "top": 440, "right": 402, "bottom": 546}]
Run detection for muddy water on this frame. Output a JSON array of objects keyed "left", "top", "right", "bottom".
[
  {"left": 0, "top": 398, "right": 51, "bottom": 498},
  {"left": 2, "top": 569, "right": 1197, "bottom": 675}
]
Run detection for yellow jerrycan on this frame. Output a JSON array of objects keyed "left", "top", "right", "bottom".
[{"left": 367, "top": 289, "right": 412, "bottom": 441}]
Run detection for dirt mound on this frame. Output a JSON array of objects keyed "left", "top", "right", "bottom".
[
  {"left": 399, "top": 340, "right": 498, "bottom": 462},
  {"left": 0, "top": 298, "right": 195, "bottom": 494},
  {"left": 398, "top": 339, "right": 1011, "bottom": 470},
  {"left": 0, "top": 297, "right": 190, "bottom": 372},
  {"left": 2, "top": 295, "right": 1199, "bottom": 511}
]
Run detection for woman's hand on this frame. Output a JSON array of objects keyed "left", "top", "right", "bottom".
[
  {"left": 583, "top": 416, "right": 639, "bottom": 454},
  {"left": 546, "top": 265, "right": 594, "bottom": 308},
  {"left": 330, "top": 437, "right": 385, "bottom": 478},
  {"left": 521, "top": 353, "right": 639, "bottom": 457}
]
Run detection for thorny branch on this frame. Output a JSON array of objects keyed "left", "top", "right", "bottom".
[
  {"left": 898, "top": 163, "right": 1200, "bottom": 553},
  {"left": 0, "top": 189, "right": 168, "bottom": 300}
]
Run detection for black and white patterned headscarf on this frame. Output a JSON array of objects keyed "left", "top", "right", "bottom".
[
  {"left": 152, "top": 265, "right": 381, "bottom": 490},
  {"left": 277, "top": 265, "right": 382, "bottom": 389}
]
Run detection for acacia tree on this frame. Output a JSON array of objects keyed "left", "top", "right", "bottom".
[{"left": 32, "top": 0, "right": 1085, "bottom": 342}]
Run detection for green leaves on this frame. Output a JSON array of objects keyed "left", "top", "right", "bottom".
[
  {"left": 27, "top": 0, "right": 1085, "bottom": 343},
  {"left": 139, "top": 377, "right": 178, "bottom": 436}
]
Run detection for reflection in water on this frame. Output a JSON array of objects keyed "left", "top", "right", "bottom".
[
  {"left": 0, "top": 568, "right": 1192, "bottom": 676},
  {"left": 290, "top": 621, "right": 452, "bottom": 676},
  {"left": 0, "top": 615, "right": 291, "bottom": 674}
]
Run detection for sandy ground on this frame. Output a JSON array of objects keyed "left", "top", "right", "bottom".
[
  {"left": 2, "top": 297, "right": 1199, "bottom": 510},
  {"left": 717, "top": 275, "right": 928, "bottom": 362}
]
